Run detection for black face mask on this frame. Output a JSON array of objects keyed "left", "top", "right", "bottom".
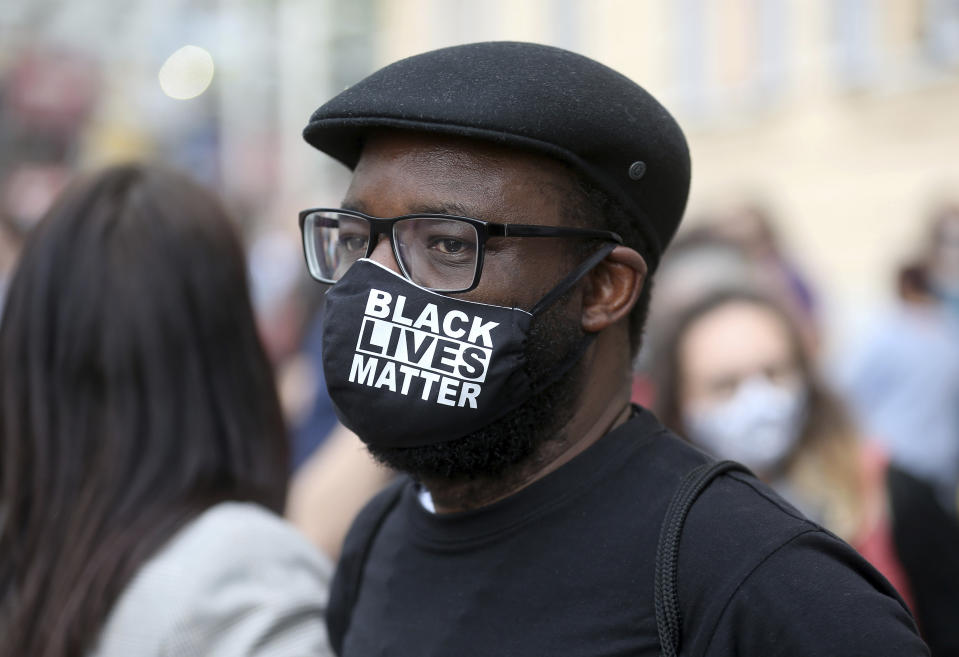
[{"left": 321, "top": 245, "right": 616, "bottom": 449}]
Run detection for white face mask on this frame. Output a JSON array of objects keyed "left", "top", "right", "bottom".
[{"left": 683, "top": 377, "right": 807, "bottom": 475}]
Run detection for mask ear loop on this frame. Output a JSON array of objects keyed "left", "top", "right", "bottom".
[
  {"left": 529, "top": 242, "right": 619, "bottom": 316},
  {"left": 523, "top": 242, "right": 620, "bottom": 399},
  {"left": 526, "top": 330, "right": 598, "bottom": 398}
]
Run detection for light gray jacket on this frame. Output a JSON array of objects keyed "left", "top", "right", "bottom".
[{"left": 89, "top": 502, "right": 334, "bottom": 657}]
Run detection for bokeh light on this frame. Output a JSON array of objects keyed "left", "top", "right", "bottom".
[{"left": 158, "top": 45, "right": 214, "bottom": 100}]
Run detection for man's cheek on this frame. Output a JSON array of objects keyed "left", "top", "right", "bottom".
[{"left": 477, "top": 255, "right": 558, "bottom": 309}]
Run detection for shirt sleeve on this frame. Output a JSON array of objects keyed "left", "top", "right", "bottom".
[{"left": 703, "top": 529, "right": 929, "bottom": 657}]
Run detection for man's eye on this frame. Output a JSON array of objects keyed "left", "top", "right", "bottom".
[
  {"left": 429, "top": 237, "right": 473, "bottom": 255},
  {"left": 338, "top": 235, "right": 368, "bottom": 252}
]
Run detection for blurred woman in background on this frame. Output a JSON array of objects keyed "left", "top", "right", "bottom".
[
  {"left": 652, "top": 289, "right": 911, "bottom": 599},
  {"left": 652, "top": 288, "right": 959, "bottom": 655},
  {"left": 0, "top": 164, "right": 332, "bottom": 657}
]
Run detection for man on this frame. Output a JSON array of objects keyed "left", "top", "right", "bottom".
[{"left": 300, "top": 42, "right": 927, "bottom": 656}]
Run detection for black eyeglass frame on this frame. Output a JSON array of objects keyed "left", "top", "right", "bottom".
[{"left": 298, "top": 207, "right": 623, "bottom": 293}]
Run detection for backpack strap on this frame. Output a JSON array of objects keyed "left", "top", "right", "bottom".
[
  {"left": 654, "top": 460, "right": 751, "bottom": 657},
  {"left": 327, "top": 477, "right": 406, "bottom": 655}
]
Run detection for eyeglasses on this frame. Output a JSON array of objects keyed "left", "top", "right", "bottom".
[{"left": 298, "top": 208, "right": 623, "bottom": 293}]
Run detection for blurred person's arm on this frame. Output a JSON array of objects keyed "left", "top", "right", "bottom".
[{"left": 286, "top": 424, "right": 393, "bottom": 562}]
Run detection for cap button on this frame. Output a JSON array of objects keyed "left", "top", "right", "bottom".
[{"left": 628, "top": 161, "right": 647, "bottom": 181}]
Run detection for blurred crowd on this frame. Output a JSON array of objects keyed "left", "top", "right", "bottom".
[{"left": 1, "top": 28, "right": 958, "bottom": 657}]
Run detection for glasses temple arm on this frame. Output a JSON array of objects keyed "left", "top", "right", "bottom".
[
  {"left": 529, "top": 242, "right": 620, "bottom": 315},
  {"left": 499, "top": 224, "right": 622, "bottom": 243}
]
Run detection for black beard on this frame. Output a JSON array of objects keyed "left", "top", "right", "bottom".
[{"left": 366, "top": 295, "right": 586, "bottom": 492}]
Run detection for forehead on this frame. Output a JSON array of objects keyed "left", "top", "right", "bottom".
[
  {"left": 343, "top": 130, "right": 579, "bottom": 225},
  {"left": 679, "top": 301, "right": 795, "bottom": 380}
]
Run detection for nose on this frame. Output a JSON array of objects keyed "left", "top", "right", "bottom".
[{"left": 368, "top": 234, "right": 402, "bottom": 274}]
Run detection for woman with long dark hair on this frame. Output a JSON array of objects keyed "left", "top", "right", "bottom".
[
  {"left": 650, "top": 290, "right": 919, "bottom": 614},
  {"left": 0, "top": 164, "right": 332, "bottom": 657}
]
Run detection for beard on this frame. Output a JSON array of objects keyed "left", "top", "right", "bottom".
[{"left": 365, "top": 294, "right": 587, "bottom": 490}]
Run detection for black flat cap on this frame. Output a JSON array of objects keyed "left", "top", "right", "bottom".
[{"left": 303, "top": 41, "right": 690, "bottom": 269}]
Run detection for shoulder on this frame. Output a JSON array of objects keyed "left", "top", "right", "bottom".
[
  {"left": 176, "top": 502, "right": 332, "bottom": 570},
  {"left": 613, "top": 420, "right": 925, "bottom": 655},
  {"left": 338, "top": 477, "right": 408, "bottom": 560},
  {"left": 698, "top": 528, "right": 927, "bottom": 656},
  {"left": 146, "top": 501, "right": 333, "bottom": 596},
  {"left": 92, "top": 502, "right": 333, "bottom": 657},
  {"left": 674, "top": 471, "right": 925, "bottom": 656}
]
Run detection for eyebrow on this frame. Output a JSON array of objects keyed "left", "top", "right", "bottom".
[
  {"left": 409, "top": 201, "right": 486, "bottom": 219},
  {"left": 341, "top": 198, "right": 370, "bottom": 214},
  {"left": 340, "top": 199, "right": 490, "bottom": 222}
]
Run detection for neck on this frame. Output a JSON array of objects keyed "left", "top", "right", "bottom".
[{"left": 423, "top": 346, "right": 634, "bottom": 513}]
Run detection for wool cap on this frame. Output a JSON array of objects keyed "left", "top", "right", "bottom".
[{"left": 303, "top": 41, "right": 690, "bottom": 270}]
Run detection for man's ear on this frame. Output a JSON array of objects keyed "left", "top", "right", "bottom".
[{"left": 581, "top": 246, "right": 647, "bottom": 333}]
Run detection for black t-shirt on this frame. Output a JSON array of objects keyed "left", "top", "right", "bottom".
[{"left": 330, "top": 408, "right": 928, "bottom": 656}]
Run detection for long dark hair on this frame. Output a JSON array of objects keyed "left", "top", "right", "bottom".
[
  {"left": 651, "top": 289, "right": 866, "bottom": 537},
  {"left": 0, "top": 164, "right": 289, "bottom": 657}
]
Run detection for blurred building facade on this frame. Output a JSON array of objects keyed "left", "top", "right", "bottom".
[{"left": 2, "top": 0, "right": 958, "bottom": 346}]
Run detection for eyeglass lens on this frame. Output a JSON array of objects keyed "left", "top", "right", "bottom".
[
  {"left": 305, "top": 212, "right": 370, "bottom": 281},
  {"left": 304, "top": 212, "right": 480, "bottom": 291}
]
